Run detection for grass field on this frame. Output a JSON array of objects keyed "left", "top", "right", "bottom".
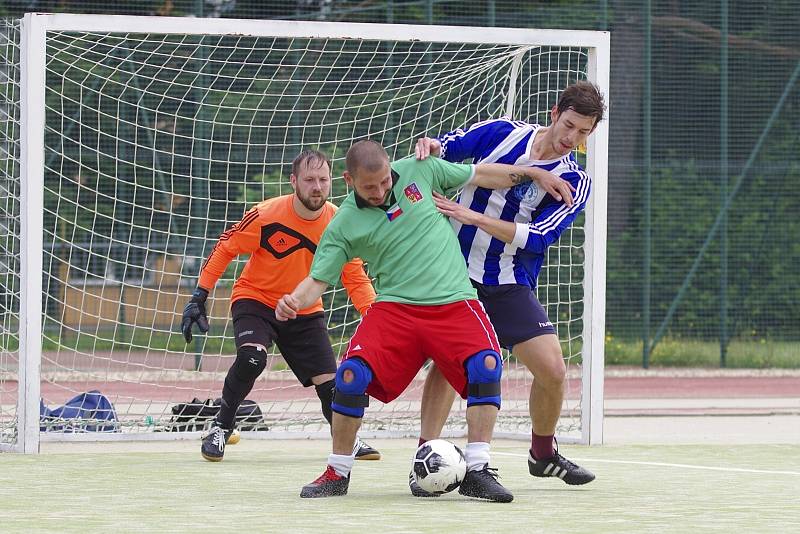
[{"left": 2, "top": 438, "right": 799, "bottom": 533}]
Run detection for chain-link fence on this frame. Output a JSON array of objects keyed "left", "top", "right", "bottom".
[{"left": 1, "top": 0, "right": 797, "bottom": 367}]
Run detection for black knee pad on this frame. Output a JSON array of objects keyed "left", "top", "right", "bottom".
[
  {"left": 231, "top": 345, "right": 267, "bottom": 384},
  {"left": 314, "top": 379, "right": 335, "bottom": 425}
]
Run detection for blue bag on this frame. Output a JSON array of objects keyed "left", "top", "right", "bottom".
[{"left": 40, "top": 390, "right": 119, "bottom": 432}]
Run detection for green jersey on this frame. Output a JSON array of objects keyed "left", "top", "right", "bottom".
[{"left": 310, "top": 156, "right": 477, "bottom": 305}]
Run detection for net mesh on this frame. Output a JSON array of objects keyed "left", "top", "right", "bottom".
[{"left": 2, "top": 22, "right": 591, "bottom": 443}]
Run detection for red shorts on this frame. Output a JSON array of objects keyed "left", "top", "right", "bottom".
[{"left": 342, "top": 300, "right": 500, "bottom": 403}]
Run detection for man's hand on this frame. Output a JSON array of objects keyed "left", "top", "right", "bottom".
[
  {"left": 433, "top": 192, "right": 483, "bottom": 226},
  {"left": 530, "top": 170, "right": 576, "bottom": 207},
  {"left": 414, "top": 137, "right": 442, "bottom": 160},
  {"left": 275, "top": 294, "right": 301, "bottom": 321},
  {"left": 181, "top": 287, "right": 209, "bottom": 342}
]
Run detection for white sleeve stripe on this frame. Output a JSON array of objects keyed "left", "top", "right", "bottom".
[
  {"left": 537, "top": 173, "right": 590, "bottom": 229},
  {"left": 534, "top": 161, "right": 590, "bottom": 228},
  {"left": 511, "top": 222, "right": 530, "bottom": 248},
  {"left": 531, "top": 178, "right": 590, "bottom": 235},
  {"left": 527, "top": 176, "right": 591, "bottom": 237}
]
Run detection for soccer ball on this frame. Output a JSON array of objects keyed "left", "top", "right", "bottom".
[{"left": 412, "top": 439, "right": 467, "bottom": 494}]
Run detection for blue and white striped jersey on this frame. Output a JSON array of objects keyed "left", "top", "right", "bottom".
[{"left": 437, "top": 118, "right": 591, "bottom": 288}]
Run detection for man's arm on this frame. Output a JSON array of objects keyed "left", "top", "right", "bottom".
[
  {"left": 433, "top": 171, "right": 590, "bottom": 253},
  {"left": 182, "top": 206, "right": 263, "bottom": 342},
  {"left": 275, "top": 276, "right": 329, "bottom": 321},
  {"left": 471, "top": 163, "right": 576, "bottom": 206},
  {"left": 433, "top": 192, "right": 515, "bottom": 243},
  {"left": 340, "top": 258, "right": 376, "bottom": 316},
  {"left": 197, "top": 206, "right": 263, "bottom": 291}
]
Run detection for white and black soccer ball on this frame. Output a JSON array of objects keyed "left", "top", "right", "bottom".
[{"left": 412, "top": 439, "right": 467, "bottom": 494}]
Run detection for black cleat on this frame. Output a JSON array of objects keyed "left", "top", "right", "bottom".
[
  {"left": 353, "top": 438, "right": 381, "bottom": 461},
  {"left": 458, "top": 465, "right": 513, "bottom": 503},
  {"left": 408, "top": 471, "right": 439, "bottom": 498},
  {"left": 201, "top": 425, "right": 233, "bottom": 462},
  {"left": 300, "top": 465, "right": 350, "bottom": 498},
  {"left": 528, "top": 449, "right": 595, "bottom": 485}
]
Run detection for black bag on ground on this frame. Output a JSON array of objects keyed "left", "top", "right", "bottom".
[{"left": 168, "top": 397, "right": 268, "bottom": 432}]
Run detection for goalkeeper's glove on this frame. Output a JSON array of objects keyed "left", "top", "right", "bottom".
[{"left": 181, "top": 287, "right": 210, "bottom": 343}]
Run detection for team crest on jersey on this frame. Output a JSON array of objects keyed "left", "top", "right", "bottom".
[
  {"left": 404, "top": 182, "right": 424, "bottom": 204},
  {"left": 511, "top": 181, "right": 541, "bottom": 204}
]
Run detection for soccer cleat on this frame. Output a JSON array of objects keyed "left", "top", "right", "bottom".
[
  {"left": 458, "top": 465, "right": 513, "bottom": 503},
  {"left": 200, "top": 425, "right": 233, "bottom": 462},
  {"left": 408, "top": 471, "right": 440, "bottom": 498},
  {"left": 528, "top": 449, "right": 595, "bottom": 485},
  {"left": 226, "top": 429, "right": 241, "bottom": 445},
  {"left": 300, "top": 465, "right": 350, "bottom": 498},
  {"left": 353, "top": 437, "right": 381, "bottom": 461}
]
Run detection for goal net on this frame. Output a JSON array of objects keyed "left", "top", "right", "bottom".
[{"left": 1, "top": 14, "right": 608, "bottom": 452}]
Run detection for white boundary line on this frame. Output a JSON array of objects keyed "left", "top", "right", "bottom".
[{"left": 492, "top": 451, "right": 800, "bottom": 476}]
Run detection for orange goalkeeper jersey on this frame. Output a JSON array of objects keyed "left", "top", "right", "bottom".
[{"left": 198, "top": 194, "right": 375, "bottom": 316}]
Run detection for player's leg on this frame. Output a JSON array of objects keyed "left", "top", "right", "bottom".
[
  {"left": 419, "top": 363, "right": 456, "bottom": 444},
  {"left": 423, "top": 300, "right": 513, "bottom": 503},
  {"left": 300, "top": 357, "right": 371, "bottom": 498},
  {"left": 477, "top": 281, "right": 594, "bottom": 485},
  {"left": 201, "top": 299, "right": 273, "bottom": 462},
  {"left": 301, "top": 302, "right": 423, "bottom": 498},
  {"left": 514, "top": 334, "right": 595, "bottom": 485},
  {"left": 274, "top": 311, "right": 381, "bottom": 460},
  {"left": 515, "top": 334, "right": 565, "bottom": 454}
]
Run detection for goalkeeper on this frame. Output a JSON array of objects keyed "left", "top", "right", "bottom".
[
  {"left": 181, "top": 149, "right": 380, "bottom": 463},
  {"left": 275, "top": 140, "right": 576, "bottom": 502},
  {"left": 412, "top": 81, "right": 605, "bottom": 491}
]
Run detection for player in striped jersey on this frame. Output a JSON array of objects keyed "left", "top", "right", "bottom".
[
  {"left": 412, "top": 81, "right": 605, "bottom": 490},
  {"left": 180, "top": 149, "right": 381, "bottom": 463}
]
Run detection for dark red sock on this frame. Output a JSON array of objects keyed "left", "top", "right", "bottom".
[
  {"left": 418, "top": 437, "right": 428, "bottom": 447},
  {"left": 531, "top": 433, "right": 554, "bottom": 460}
]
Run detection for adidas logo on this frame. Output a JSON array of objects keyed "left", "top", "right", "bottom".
[
  {"left": 352, "top": 344, "right": 362, "bottom": 351},
  {"left": 542, "top": 462, "right": 568, "bottom": 479},
  {"left": 277, "top": 238, "right": 287, "bottom": 245}
]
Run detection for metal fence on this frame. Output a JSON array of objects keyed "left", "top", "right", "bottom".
[{"left": 2, "top": 0, "right": 797, "bottom": 367}]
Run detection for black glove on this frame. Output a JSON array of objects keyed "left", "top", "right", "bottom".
[{"left": 181, "top": 287, "right": 210, "bottom": 343}]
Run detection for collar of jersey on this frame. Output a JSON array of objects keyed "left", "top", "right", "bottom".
[{"left": 354, "top": 169, "right": 401, "bottom": 211}]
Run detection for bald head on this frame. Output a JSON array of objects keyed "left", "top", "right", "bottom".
[
  {"left": 345, "top": 140, "right": 390, "bottom": 178},
  {"left": 343, "top": 140, "right": 393, "bottom": 207}
]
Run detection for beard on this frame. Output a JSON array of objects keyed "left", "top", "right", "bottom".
[{"left": 297, "top": 190, "right": 327, "bottom": 211}]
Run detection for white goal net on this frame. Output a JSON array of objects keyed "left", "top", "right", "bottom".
[{"left": 1, "top": 14, "right": 608, "bottom": 452}]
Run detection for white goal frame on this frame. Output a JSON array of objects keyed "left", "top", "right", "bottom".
[{"left": 12, "top": 13, "right": 609, "bottom": 454}]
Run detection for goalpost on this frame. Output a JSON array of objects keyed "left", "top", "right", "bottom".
[{"left": 1, "top": 13, "right": 608, "bottom": 453}]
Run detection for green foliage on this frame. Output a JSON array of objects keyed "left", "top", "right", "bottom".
[
  {"left": 605, "top": 332, "right": 800, "bottom": 369},
  {"left": 606, "top": 155, "right": 800, "bottom": 341}
]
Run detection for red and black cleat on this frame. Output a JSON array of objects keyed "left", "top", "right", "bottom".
[{"left": 300, "top": 465, "right": 350, "bottom": 498}]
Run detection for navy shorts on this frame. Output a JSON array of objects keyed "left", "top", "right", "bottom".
[
  {"left": 230, "top": 299, "right": 337, "bottom": 387},
  {"left": 471, "top": 280, "right": 556, "bottom": 350}
]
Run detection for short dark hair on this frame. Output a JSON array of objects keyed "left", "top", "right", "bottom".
[
  {"left": 291, "top": 149, "right": 331, "bottom": 177},
  {"left": 556, "top": 81, "right": 606, "bottom": 127},
  {"left": 345, "top": 140, "right": 389, "bottom": 176}
]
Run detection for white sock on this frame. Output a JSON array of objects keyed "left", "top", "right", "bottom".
[
  {"left": 465, "top": 441, "right": 491, "bottom": 472},
  {"left": 328, "top": 453, "right": 355, "bottom": 477}
]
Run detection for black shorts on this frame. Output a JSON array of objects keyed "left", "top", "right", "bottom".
[
  {"left": 230, "top": 299, "right": 337, "bottom": 387},
  {"left": 471, "top": 280, "right": 556, "bottom": 350}
]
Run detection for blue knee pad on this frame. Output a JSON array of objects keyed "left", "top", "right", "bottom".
[
  {"left": 465, "top": 350, "right": 502, "bottom": 409},
  {"left": 332, "top": 358, "right": 372, "bottom": 418}
]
